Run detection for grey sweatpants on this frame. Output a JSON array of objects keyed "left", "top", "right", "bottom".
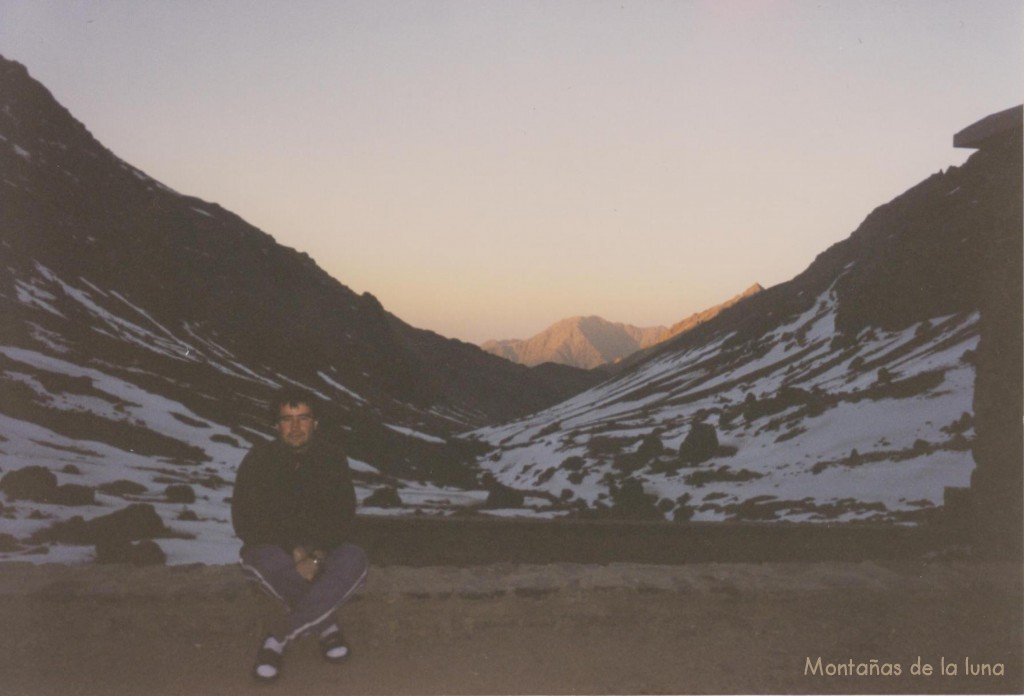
[{"left": 240, "top": 542, "right": 368, "bottom": 645}]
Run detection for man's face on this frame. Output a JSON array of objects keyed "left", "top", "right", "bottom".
[{"left": 275, "top": 402, "right": 317, "bottom": 450}]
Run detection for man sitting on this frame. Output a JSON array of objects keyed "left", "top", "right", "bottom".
[{"left": 231, "top": 387, "right": 368, "bottom": 682}]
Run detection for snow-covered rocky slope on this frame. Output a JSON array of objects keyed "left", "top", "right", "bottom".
[
  {"left": 468, "top": 115, "right": 1021, "bottom": 525},
  {"left": 0, "top": 55, "right": 598, "bottom": 564},
  {"left": 471, "top": 292, "right": 978, "bottom": 523},
  {"left": 0, "top": 259, "right": 506, "bottom": 564},
  {"left": 0, "top": 50, "right": 1018, "bottom": 564}
]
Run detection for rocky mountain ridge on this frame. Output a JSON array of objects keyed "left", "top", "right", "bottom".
[
  {"left": 482, "top": 316, "right": 668, "bottom": 369},
  {"left": 601, "top": 283, "right": 766, "bottom": 375},
  {"left": 482, "top": 284, "right": 765, "bottom": 370}
]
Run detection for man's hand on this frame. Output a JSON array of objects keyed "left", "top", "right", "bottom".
[
  {"left": 292, "top": 546, "right": 324, "bottom": 582},
  {"left": 295, "top": 556, "right": 319, "bottom": 582}
]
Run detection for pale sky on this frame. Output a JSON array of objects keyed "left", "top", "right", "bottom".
[{"left": 2, "top": 1, "right": 1021, "bottom": 344}]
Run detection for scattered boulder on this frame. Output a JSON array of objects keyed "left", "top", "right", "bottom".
[
  {"left": 364, "top": 487, "right": 403, "bottom": 508},
  {"left": 0, "top": 533, "right": 20, "bottom": 552},
  {"left": 53, "top": 484, "right": 95, "bottom": 506},
  {"left": 648, "top": 455, "right": 683, "bottom": 475},
  {"left": 30, "top": 503, "right": 172, "bottom": 545},
  {"left": 0, "top": 469, "right": 95, "bottom": 507},
  {"left": 95, "top": 538, "right": 167, "bottom": 566},
  {"left": 678, "top": 423, "right": 719, "bottom": 466},
  {"left": 742, "top": 392, "right": 763, "bottom": 422},
  {"left": 559, "top": 456, "right": 585, "bottom": 472},
  {"left": 612, "top": 453, "right": 646, "bottom": 474},
  {"left": 0, "top": 466, "right": 57, "bottom": 502},
  {"left": 586, "top": 436, "right": 628, "bottom": 457},
  {"left": 484, "top": 485, "right": 525, "bottom": 509},
  {"left": 673, "top": 493, "right": 695, "bottom": 522},
  {"left": 165, "top": 484, "right": 196, "bottom": 504},
  {"left": 608, "top": 477, "right": 661, "bottom": 520},
  {"left": 482, "top": 478, "right": 525, "bottom": 509},
  {"left": 91, "top": 504, "right": 172, "bottom": 541},
  {"left": 635, "top": 433, "right": 664, "bottom": 461},
  {"left": 99, "top": 480, "right": 148, "bottom": 496}
]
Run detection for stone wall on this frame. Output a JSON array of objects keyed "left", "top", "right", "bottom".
[{"left": 970, "top": 143, "right": 1024, "bottom": 560}]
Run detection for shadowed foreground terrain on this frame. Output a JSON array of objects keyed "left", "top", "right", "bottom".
[{"left": 0, "top": 555, "right": 1020, "bottom": 695}]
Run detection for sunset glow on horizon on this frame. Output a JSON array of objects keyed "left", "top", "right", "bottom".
[{"left": 2, "top": 0, "right": 1020, "bottom": 344}]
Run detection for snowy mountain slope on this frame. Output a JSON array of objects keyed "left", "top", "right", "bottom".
[
  {"left": 472, "top": 290, "right": 978, "bottom": 523},
  {"left": 0, "top": 55, "right": 602, "bottom": 563},
  {"left": 468, "top": 116, "right": 1021, "bottom": 525},
  {"left": 0, "top": 258, "right": 509, "bottom": 564}
]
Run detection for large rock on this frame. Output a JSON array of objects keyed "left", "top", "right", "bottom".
[
  {"left": 0, "top": 466, "right": 57, "bottom": 502},
  {"left": 30, "top": 503, "right": 173, "bottom": 545},
  {"left": 165, "top": 484, "right": 196, "bottom": 504},
  {"left": 483, "top": 484, "right": 525, "bottom": 509},
  {"left": 95, "top": 538, "right": 167, "bottom": 566},
  {"left": 635, "top": 433, "right": 665, "bottom": 462},
  {"left": 364, "top": 486, "right": 403, "bottom": 508},
  {"left": 608, "top": 478, "right": 661, "bottom": 520},
  {"left": 678, "top": 423, "right": 719, "bottom": 466},
  {"left": 54, "top": 484, "right": 96, "bottom": 506},
  {"left": 481, "top": 474, "right": 526, "bottom": 509}
]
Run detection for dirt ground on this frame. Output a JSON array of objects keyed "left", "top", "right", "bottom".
[{"left": 0, "top": 558, "right": 1020, "bottom": 695}]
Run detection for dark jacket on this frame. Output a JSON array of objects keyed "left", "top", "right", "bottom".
[{"left": 231, "top": 437, "right": 357, "bottom": 553}]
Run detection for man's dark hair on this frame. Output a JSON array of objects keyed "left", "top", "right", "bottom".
[{"left": 269, "top": 387, "right": 320, "bottom": 424}]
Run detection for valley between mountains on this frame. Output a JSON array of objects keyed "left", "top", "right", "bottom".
[{"left": 0, "top": 54, "right": 1020, "bottom": 566}]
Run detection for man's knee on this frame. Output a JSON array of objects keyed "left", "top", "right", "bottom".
[
  {"left": 238, "top": 544, "right": 290, "bottom": 573},
  {"left": 241, "top": 544, "right": 305, "bottom": 602},
  {"left": 324, "top": 543, "right": 369, "bottom": 584}
]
